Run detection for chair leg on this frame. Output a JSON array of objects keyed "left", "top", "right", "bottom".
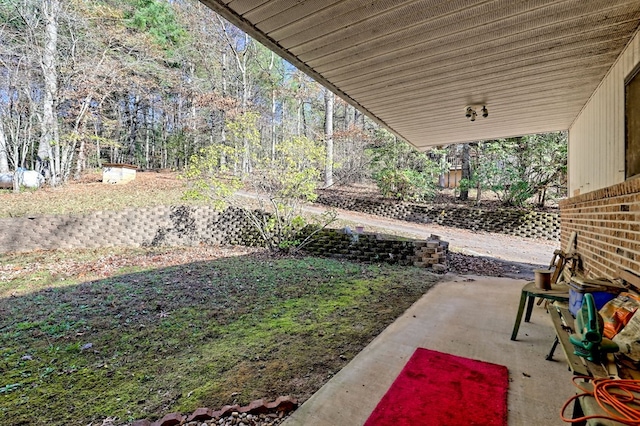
[
  {"left": 511, "top": 290, "right": 528, "bottom": 341},
  {"left": 525, "top": 293, "right": 536, "bottom": 322},
  {"left": 571, "top": 397, "right": 586, "bottom": 425},
  {"left": 546, "top": 336, "right": 559, "bottom": 361}
]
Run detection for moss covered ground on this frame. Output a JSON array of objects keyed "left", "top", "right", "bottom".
[{"left": 0, "top": 246, "right": 441, "bottom": 425}]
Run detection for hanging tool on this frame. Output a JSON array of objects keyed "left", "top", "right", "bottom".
[{"left": 569, "top": 293, "right": 619, "bottom": 363}]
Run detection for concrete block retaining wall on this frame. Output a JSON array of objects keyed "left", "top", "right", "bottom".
[
  {"left": 0, "top": 206, "right": 448, "bottom": 270},
  {"left": 315, "top": 194, "right": 560, "bottom": 240},
  {"left": 0, "top": 206, "right": 263, "bottom": 254},
  {"left": 299, "top": 229, "right": 447, "bottom": 268}
]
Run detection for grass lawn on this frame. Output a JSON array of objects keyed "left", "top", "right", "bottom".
[
  {"left": 0, "top": 170, "right": 206, "bottom": 219},
  {"left": 0, "top": 246, "right": 441, "bottom": 425}
]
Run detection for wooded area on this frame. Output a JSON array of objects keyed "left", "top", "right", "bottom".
[
  {"left": 0, "top": 0, "right": 369, "bottom": 180},
  {"left": 0, "top": 0, "right": 566, "bottom": 207}
]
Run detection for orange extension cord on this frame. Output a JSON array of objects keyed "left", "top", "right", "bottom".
[{"left": 561, "top": 376, "right": 640, "bottom": 425}]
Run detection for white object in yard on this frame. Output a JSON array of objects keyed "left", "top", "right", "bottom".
[
  {"left": 19, "top": 170, "right": 44, "bottom": 188},
  {"left": 0, "top": 172, "right": 12, "bottom": 189},
  {"left": 1, "top": 170, "right": 45, "bottom": 189},
  {"left": 102, "top": 163, "right": 137, "bottom": 184}
]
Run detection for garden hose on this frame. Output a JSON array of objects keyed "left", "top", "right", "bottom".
[{"left": 561, "top": 376, "right": 640, "bottom": 425}]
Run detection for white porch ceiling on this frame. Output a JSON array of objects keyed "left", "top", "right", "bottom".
[{"left": 199, "top": 0, "right": 640, "bottom": 150}]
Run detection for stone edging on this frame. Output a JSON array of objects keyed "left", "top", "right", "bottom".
[{"left": 132, "top": 396, "right": 297, "bottom": 426}]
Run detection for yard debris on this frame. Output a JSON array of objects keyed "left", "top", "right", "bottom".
[{"left": 448, "top": 252, "right": 506, "bottom": 277}]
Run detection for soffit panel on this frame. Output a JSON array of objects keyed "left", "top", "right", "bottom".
[
  {"left": 200, "top": 0, "right": 640, "bottom": 148},
  {"left": 285, "top": 1, "right": 634, "bottom": 60},
  {"left": 310, "top": 10, "right": 638, "bottom": 77},
  {"left": 333, "top": 34, "right": 628, "bottom": 94}
]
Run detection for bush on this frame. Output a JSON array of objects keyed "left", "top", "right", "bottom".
[{"left": 375, "top": 168, "right": 436, "bottom": 202}]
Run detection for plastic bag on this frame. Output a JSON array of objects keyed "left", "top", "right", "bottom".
[
  {"left": 614, "top": 310, "right": 640, "bottom": 362},
  {"left": 600, "top": 292, "right": 640, "bottom": 339}
]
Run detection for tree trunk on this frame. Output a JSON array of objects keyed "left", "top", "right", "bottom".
[
  {"left": 0, "top": 120, "right": 9, "bottom": 173},
  {"left": 73, "top": 94, "right": 92, "bottom": 180},
  {"left": 38, "top": 0, "right": 60, "bottom": 185},
  {"left": 324, "top": 89, "right": 334, "bottom": 188},
  {"left": 271, "top": 88, "right": 277, "bottom": 159},
  {"left": 268, "top": 51, "right": 277, "bottom": 160},
  {"left": 220, "top": 19, "right": 252, "bottom": 175},
  {"left": 74, "top": 138, "right": 86, "bottom": 180},
  {"left": 301, "top": 101, "right": 307, "bottom": 137},
  {"left": 438, "top": 150, "right": 446, "bottom": 188},
  {"left": 460, "top": 143, "right": 471, "bottom": 201},
  {"left": 220, "top": 50, "right": 227, "bottom": 167},
  {"left": 241, "top": 69, "right": 250, "bottom": 173},
  {"left": 296, "top": 100, "right": 302, "bottom": 136}
]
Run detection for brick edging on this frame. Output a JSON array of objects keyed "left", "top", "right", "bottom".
[{"left": 133, "top": 396, "right": 297, "bottom": 426}]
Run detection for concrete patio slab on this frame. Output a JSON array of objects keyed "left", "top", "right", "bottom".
[{"left": 284, "top": 275, "right": 577, "bottom": 426}]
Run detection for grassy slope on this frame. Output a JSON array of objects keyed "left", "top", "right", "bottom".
[
  {"left": 0, "top": 246, "right": 441, "bottom": 425},
  {"left": 0, "top": 171, "right": 206, "bottom": 218}
]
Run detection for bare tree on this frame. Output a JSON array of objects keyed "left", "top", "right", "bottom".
[
  {"left": 324, "top": 88, "right": 334, "bottom": 188},
  {"left": 0, "top": 119, "right": 8, "bottom": 173},
  {"left": 37, "top": 0, "right": 60, "bottom": 185},
  {"left": 218, "top": 16, "right": 254, "bottom": 174}
]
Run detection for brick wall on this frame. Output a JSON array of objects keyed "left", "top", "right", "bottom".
[{"left": 559, "top": 178, "right": 640, "bottom": 279}]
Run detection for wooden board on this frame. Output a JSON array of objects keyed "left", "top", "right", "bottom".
[
  {"left": 559, "top": 307, "right": 610, "bottom": 378},
  {"left": 548, "top": 306, "right": 610, "bottom": 378},
  {"left": 565, "top": 231, "right": 577, "bottom": 254},
  {"left": 548, "top": 306, "right": 589, "bottom": 376},
  {"left": 618, "top": 267, "right": 640, "bottom": 292}
]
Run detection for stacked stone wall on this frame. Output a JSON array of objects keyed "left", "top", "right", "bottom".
[
  {"left": 0, "top": 206, "right": 448, "bottom": 270},
  {"left": 315, "top": 194, "right": 560, "bottom": 240},
  {"left": 559, "top": 179, "right": 640, "bottom": 279},
  {"left": 0, "top": 206, "right": 263, "bottom": 254},
  {"left": 300, "top": 229, "right": 448, "bottom": 269}
]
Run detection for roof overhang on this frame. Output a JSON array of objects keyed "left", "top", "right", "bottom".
[{"left": 199, "top": 0, "right": 640, "bottom": 150}]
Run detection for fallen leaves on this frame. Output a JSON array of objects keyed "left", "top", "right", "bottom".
[{"left": 447, "top": 252, "right": 506, "bottom": 276}]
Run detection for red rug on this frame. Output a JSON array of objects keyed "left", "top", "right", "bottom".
[{"left": 364, "top": 348, "right": 509, "bottom": 426}]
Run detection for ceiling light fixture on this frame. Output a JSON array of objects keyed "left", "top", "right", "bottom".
[
  {"left": 465, "top": 106, "right": 474, "bottom": 119},
  {"left": 465, "top": 105, "right": 488, "bottom": 122}
]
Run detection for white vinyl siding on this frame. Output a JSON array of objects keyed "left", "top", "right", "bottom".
[{"left": 568, "top": 29, "right": 640, "bottom": 195}]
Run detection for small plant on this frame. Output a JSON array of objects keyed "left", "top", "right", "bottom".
[
  {"left": 374, "top": 169, "right": 436, "bottom": 202},
  {"left": 182, "top": 118, "right": 337, "bottom": 252},
  {"left": 65, "top": 342, "right": 81, "bottom": 353},
  {"left": 0, "top": 383, "right": 22, "bottom": 394}
]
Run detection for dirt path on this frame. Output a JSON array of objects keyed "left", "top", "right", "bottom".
[
  {"left": 302, "top": 203, "right": 556, "bottom": 262},
  {"left": 300, "top": 203, "right": 558, "bottom": 279}
]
